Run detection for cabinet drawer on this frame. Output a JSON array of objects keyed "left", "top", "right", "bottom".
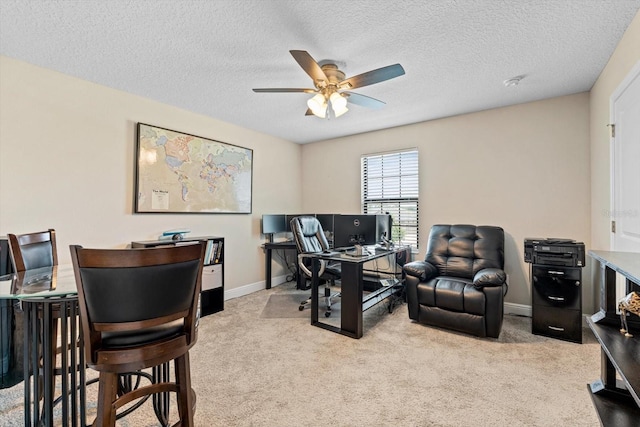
[
  {"left": 532, "top": 305, "right": 582, "bottom": 343},
  {"left": 202, "top": 264, "right": 222, "bottom": 291},
  {"left": 532, "top": 266, "right": 581, "bottom": 310}
]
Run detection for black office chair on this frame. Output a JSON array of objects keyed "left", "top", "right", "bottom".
[
  {"left": 290, "top": 216, "right": 341, "bottom": 317},
  {"left": 70, "top": 242, "right": 206, "bottom": 426}
]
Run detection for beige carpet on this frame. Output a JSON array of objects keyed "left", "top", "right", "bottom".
[{"left": 0, "top": 282, "right": 602, "bottom": 426}]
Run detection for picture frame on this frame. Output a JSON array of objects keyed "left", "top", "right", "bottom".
[{"left": 135, "top": 123, "right": 253, "bottom": 214}]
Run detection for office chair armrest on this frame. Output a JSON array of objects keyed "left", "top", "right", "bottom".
[
  {"left": 473, "top": 268, "right": 506, "bottom": 287},
  {"left": 298, "top": 253, "right": 326, "bottom": 278},
  {"left": 403, "top": 261, "right": 438, "bottom": 281}
]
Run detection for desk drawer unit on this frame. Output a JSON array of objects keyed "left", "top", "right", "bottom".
[{"left": 531, "top": 265, "right": 582, "bottom": 343}]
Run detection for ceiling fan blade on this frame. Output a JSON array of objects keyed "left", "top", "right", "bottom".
[
  {"left": 253, "top": 88, "right": 317, "bottom": 93},
  {"left": 305, "top": 108, "right": 314, "bottom": 116},
  {"left": 339, "top": 63, "right": 405, "bottom": 90},
  {"left": 289, "top": 50, "right": 328, "bottom": 85},
  {"left": 343, "top": 92, "right": 386, "bottom": 109}
]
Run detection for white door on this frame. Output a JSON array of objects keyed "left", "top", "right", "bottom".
[{"left": 611, "top": 62, "right": 640, "bottom": 253}]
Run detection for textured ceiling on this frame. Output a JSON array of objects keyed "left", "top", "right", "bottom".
[{"left": 1, "top": 1, "right": 639, "bottom": 144}]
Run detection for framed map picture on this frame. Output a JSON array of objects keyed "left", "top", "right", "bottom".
[{"left": 135, "top": 123, "right": 253, "bottom": 213}]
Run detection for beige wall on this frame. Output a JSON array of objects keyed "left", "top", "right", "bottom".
[
  {"left": 301, "top": 93, "right": 592, "bottom": 312},
  {"left": 0, "top": 56, "right": 302, "bottom": 295}
]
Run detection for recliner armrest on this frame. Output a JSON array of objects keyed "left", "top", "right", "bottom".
[
  {"left": 403, "top": 261, "right": 438, "bottom": 281},
  {"left": 473, "top": 268, "right": 506, "bottom": 287}
]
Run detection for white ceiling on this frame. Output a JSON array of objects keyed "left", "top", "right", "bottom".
[{"left": 1, "top": 1, "right": 639, "bottom": 144}]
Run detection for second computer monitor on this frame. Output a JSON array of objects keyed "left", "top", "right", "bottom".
[
  {"left": 261, "top": 214, "right": 287, "bottom": 234},
  {"left": 333, "top": 214, "right": 378, "bottom": 249}
]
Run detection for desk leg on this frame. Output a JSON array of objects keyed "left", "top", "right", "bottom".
[
  {"left": 601, "top": 347, "right": 619, "bottom": 390},
  {"left": 340, "top": 262, "right": 364, "bottom": 339},
  {"left": 265, "top": 247, "right": 272, "bottom": 289},
  {"left": 311, "top": 259, "right": 319, "bottom": 325}
]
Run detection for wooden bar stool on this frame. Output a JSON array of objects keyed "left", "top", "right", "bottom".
[{"left": 70, "top": 242, "right": 206, "bottom": 427}]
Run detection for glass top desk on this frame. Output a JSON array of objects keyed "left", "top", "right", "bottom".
[
  {"left": 0, "top": 264, "right": 87, "bottom": 427},
  {"left": 307, "top": 247, "right": 405, "bottom": 339}
]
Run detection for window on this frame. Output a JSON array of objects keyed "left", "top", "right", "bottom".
[{"left": 362, "top": 149, "right": 419, "bottom": 250}]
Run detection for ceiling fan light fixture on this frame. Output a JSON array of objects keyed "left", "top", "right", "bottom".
[
  {"left": 333, "top": 104, "right": 349, "bottom": 117},
  {"left": 330, "top": 92, "right": 348, "bottom": 117},
  {"left": 253, "top": 50, "right": 405, "bottom": 118},
  {"left": 307, "top": 93, "right": 327, "bottom": 118},
  {"left": 329, "top": 92, "right": 347, "bottom": 109}
]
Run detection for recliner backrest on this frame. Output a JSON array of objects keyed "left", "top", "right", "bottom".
[
  {"left": 425, "top": 224, "right": 504, "bottom": 279},
  {"left": 291, "top": 216, "right": 329, "bottom": 254}
]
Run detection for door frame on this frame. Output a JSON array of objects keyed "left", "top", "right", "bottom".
[{"left": 609, "top": 60, "right": 640, "bottom": 250}]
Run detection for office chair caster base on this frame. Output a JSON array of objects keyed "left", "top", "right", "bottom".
[{"left": 299, "top": 305, "right": 305, "bottom": 311}]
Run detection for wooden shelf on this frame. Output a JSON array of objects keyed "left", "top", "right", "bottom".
[
  {"left": 587, "top": 251, "right": 640, "bottom": 426},
  {"left": 587, "top": 317, "right": 640, "bottom": 406},
  {"left": 588, "top": 383, "right": 640, "bottom": 426}
]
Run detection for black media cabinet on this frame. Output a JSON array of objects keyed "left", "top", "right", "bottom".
[{"left": 131, "top": 236, "right": 224, "bottom": 316}]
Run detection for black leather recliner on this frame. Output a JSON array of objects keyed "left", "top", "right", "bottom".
[{"left": 403, "top": 224, "right": 508, "bottom": 338}]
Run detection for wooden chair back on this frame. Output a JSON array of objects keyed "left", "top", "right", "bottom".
[
  {"left": 7, "top": 229, "right": 58, "bottom": 272},
  {"left": 70, "top": 242, "right": 205, "bottom": 371}
]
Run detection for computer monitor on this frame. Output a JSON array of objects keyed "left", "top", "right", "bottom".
[
  {"left": 315, "top": 214, "right": 335, "bottom": 243},
  {"left": 261, "top": 214, "right": 287, "bottom": 234},
  {"left": 333, "top": 214, "right": 378, "bottom": 249},
  {"left": 375, "top": 214, "right": 392, "bottom": 243}
]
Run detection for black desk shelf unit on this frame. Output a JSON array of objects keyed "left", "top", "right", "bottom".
[
  {"left": 131, "top": 236, "right": 224, "bottom": 316},
  {"left": 587, "top": 250, "right": 640, "bottom": 426}
]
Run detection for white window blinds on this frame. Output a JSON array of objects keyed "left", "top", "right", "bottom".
[{"left": 362, "top": 149, "right": 419, "bottom": 249}]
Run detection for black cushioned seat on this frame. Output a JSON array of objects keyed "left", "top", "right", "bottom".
[{"left": 403, "top": 224, "right": 508, "bottom": 338}]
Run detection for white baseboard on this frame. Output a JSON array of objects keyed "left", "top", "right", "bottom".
[
  {"left": 504, "top": 302, "right": 531, "bottom": 317},
  {"left": 223, "top": 275, "right": 288, "bottom": 300}
]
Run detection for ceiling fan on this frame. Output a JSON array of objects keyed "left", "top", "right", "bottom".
[{"left": 253, "top": 50, "right": 405, "bottom": 119}]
